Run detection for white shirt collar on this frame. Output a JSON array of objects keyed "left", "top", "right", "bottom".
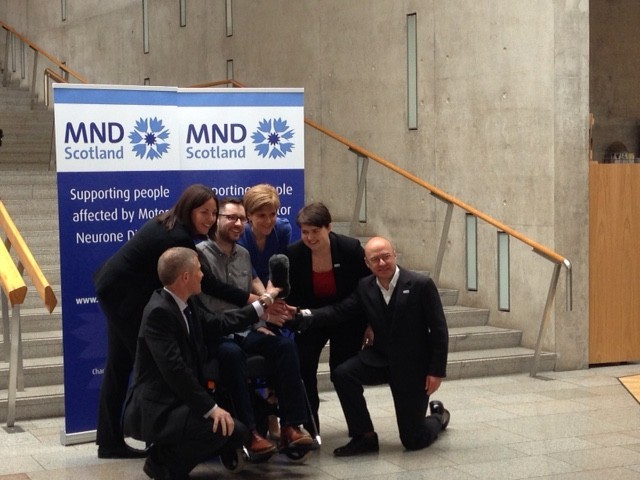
[
  {"left": 376, "top": 266, "right": 400, "bottom": 304},
  {"left": 163, "top": 287, "right": 190, "bottom": 333}
]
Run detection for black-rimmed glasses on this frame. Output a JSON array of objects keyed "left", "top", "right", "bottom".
[{"left": 219, "top": 214, "right": 248, "bottom": 224}]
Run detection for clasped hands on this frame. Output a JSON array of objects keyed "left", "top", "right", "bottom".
[{"left": 258, "top": 281, "right": 294, "bottom": 328}]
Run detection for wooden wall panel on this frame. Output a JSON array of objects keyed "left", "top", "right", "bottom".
[{"left": 589, "top": 163, "right": 640, "bottom": 364}]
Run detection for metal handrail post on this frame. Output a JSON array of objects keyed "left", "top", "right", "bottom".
[
  {"left": 1, "top": 290, "right": 9, "bottom": 362},
  {"left": 6, "top": 303, "right": 22, "bottom": 427},
  {"left": 432, "top": 199, "right": 454, "bottom": 284},
  {"left": 10, "top": 31, "right": 15, "bottom": 74},
  {"left": 530, "top": 262, "right": 562, "bottom": 377},
  {"left": 20, "top": 41, "right": 25, "bottom": 80},
  {"left": 351, "top": 153, "right": 369, "bottom": 234},
  {"left": 30, "top": 50, "right": 38, "bottom": 108},
  {"left": 564, "top": 259, "right": 573, "bottom": 311},
  {"left": 3, "top": 30, "right": 10, "bottom": 85}
]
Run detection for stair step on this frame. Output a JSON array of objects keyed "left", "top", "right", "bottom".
[
  {"left": 0, "top": 330, "right": 63, "bottom": 358},
  {"left": 439, "top": 288, "right": 458, "bottom": 307},
  {"left": 449, "top": 325, "right": 522, "bottom": 351},
  {"left": 446, "top": 347, "right": 556, "bottom": 379},
  {"left": 8, "top": 217, "right": 59, "bottom": 231},
  {"left": 0, "top": 384, "right": 64, "bottom": 423},
  {"left": 0, "top": 203, "right": 58, "bottom": 215},
  {"left": 6, "top": 308, "right": 62, "bottom": 332},
  {"left": 0, "top": 184, "right": 57, "bottom": 199},
  {"left": 0, "top": 355, "right": 63, "bottom": 389},
  {"left": 443, "top": 305, "right": 490, "bottom": 327}
]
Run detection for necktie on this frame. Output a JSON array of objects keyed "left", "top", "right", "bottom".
[{"left": 183, "top": 306, "right": 195, "bottom": 337}]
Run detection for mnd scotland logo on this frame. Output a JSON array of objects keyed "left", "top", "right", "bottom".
[
  {"left": 251, "top": 118, "right": 295, "bottom": 159},
  {"left": 128, "top": 117, "right": 171, "bottom": 160}
]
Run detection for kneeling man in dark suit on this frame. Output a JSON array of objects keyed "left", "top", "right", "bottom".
[
  {"left": 123, "top": 246, "right": 281, "bottom": 479},
  {"left": 296, "top": 236, "right": 450, "bottom": 456}
]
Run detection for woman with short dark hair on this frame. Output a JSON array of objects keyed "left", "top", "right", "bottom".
[{"left": 286, "top": 202, "right": 370, "bottom": 433}]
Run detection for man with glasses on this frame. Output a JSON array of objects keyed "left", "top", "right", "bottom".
[
  {"left": 197, "top": 198, "right": 312, "bottom": 458},
  {"left": 294, "top": 236, "right": 450, "bottom": 456}
]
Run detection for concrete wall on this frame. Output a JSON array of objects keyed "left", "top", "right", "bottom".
[{"left": 0, "top": 0, "right": 590, "bottom": 370}]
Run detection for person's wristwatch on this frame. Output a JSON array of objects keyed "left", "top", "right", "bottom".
[{"left": 258, "top": 293, "right": 274, "bottom": 309}]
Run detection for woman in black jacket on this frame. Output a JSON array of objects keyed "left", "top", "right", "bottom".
[
  {"left": 93, "top": 183, "right": 251, "bottom": 459},
  {"left": 286, "top": 202, "right": 370, "bottom": 433}
]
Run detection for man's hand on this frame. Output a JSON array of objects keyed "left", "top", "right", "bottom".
[
  {"left": 210, "top": 406, "right": 235, "bottom": 436},
  {"left": 256, "top": 326, "right": 275, "bottom": 336},
  {"left": 361, "top": 325, "right": 374, "bottom": 349},
  {"left": 264, "top": 280, "right": 281, "bottom": 300},
  {"left": 263, "top": 300, "right": 292, "bottom": 327},
  {"left": 424, "top": 375, "right": 442, "bottom": 396},
  {"left": 247, "top": 293, "right": 260, "bottom": 304}
]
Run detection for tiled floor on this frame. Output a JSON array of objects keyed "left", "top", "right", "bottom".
[{"left": 2, "top": 364, "right": 640, "bottom": 479}]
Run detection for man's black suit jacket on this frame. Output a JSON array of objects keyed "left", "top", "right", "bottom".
[
  {"left": 123, "top": 289, "right": 258, "bottom": 444},
  {"left": 307, "top": 267, "right": 449, "bottom": 386}
]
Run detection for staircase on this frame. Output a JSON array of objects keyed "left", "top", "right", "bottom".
[
  {"left": 0, "top": 80, "right": 555, "bottom": 424},
  {"left": 0, "top": 82, "right": 54, "bottom": 168},
  {"left": 0, "top": 169, "right": 63, "bottom": 423}
]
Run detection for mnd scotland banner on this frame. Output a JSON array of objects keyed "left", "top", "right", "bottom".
[{"left": 53, "top": 84, "right": 304, "bottom": 443}]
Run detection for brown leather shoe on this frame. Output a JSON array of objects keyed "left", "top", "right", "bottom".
[
  {"left": 280, "top": 425, "right": 313, "bottom": 448},
  {"left": 248, "top": 430, "right": 277, "bottom": 456}
]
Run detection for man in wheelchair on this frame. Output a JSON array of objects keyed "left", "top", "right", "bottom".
[{"left": 197, "top": 197, "right": 314, "bottom": 460}]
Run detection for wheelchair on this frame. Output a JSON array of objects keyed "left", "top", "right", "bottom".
[{"left": 205, "top": 353, "right": 321, "bottom": 471}]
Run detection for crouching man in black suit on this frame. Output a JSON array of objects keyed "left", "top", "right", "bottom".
[
  {"left": 123, "top": 246, "right": 283, "bottom": 479},
  {"left": 294, "top": 236, "right": 450, "bottom": 457}
]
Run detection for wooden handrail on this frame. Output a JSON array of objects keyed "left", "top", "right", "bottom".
[
  {"left": 44, "top": 67, "right": 66, "bottom": 84},
  {"left": 1, "top": 20, "right": 89, "bottom": 84},
  {"left": 189, "top": 79, "right": 246, "bottom": 89},
  {"left": 304, "top": 119, "right": 567, "bottom": 265},
  {"left": 0, "top": 243, "right": 27, "bottom": 307},
  {"left": 0, "top": 201, "right": 57, "bottom": 313}
]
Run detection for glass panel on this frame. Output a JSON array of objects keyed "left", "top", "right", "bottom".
[
  {"left": 143, "top": 0, "right": 150, "bottom": 54},
  {"left": 226, "top": 59, "right": 234, "bottom": 82},
  {"left": 357, "top": 155, "right": 367, "bottom": 222},
  {"left": 406, "top": 13, "right": 418, "bottom": 129},
  {"left": 466, "top": 214, "right": 477, "bottom": 291},
  {"left": 180, "top": 0, "right": 187, "bottom": 27},
  {"left": 226, "top": 0, "right": 233, "bottom": 37}
]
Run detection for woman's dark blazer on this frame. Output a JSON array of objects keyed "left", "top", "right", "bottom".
[
  {"left": 93, "top": 218, "right": 247, "bottom": 332},
  {"left": 286, "top": 231, "right": 370, "bottom": 308}
]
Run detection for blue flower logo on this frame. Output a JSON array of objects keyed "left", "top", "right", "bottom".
[
  {"left": 128, "top": 117, "right": 171, "bottom": 159},
  {"left": 251, "top": 118, "right": 295, "bottom": 159}
]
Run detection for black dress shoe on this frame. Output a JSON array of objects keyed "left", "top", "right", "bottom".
[
  {"left": 333, "top": 433, "right": 379, "bottom": 457},
  {"left": 98, "top": 444, "right": 148, "bottom": 459},
  {"left": 429, "top": 400, "right": 450, "bottom": 431},
  {"left": 143, "top": 455, "right": 173, "bottom": 480}
]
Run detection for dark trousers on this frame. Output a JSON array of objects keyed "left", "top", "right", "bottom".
[
  {"left": 333, "top": 355, "right": 442, "bottom": 450},
  {"left": 212, "top": 331, "right": 309, "bottom": 429},
  {"left": 153, "top": 411, "right": 249, "bottom": 479},
  {"left": 295, "top": 319, "right": 365, "bottom": 432},
  {"left": 96, "top": 294, "right": 141, "bottom": 448}
]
